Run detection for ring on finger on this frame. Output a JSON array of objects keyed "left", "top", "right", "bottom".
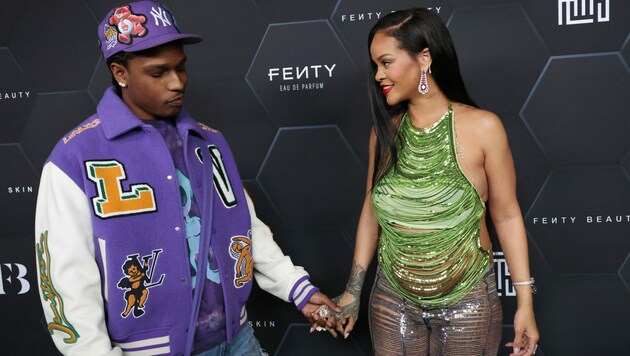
[{"left": 318, "top": 306, "right": 329, "bottom": 319}]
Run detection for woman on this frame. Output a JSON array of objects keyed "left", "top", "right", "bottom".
[{"left": 332, "top": 8, "right": 539, "bottom": 356}]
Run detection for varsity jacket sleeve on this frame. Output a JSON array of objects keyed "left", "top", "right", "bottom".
[
  {"left": 35, "top": 162, "right": 122, "bottom": 356},
  {"left": 244, "top": 189, "right": 319, "bottom": 311}
]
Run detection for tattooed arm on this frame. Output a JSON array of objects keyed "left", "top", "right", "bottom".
[
  {"left": 334, "top": 129, "right": 380, "bottom": 338},
  {"left": 333, "top": 263, "right": 366, "bottom": 335}
]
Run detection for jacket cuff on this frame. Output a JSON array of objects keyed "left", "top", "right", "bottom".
[{"left": 289, "top": 276, "right": 319, "bottom": 311}]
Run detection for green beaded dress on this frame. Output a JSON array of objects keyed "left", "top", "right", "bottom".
[{"left": 372, "top": 103, "right": 491, "bottom": 309}]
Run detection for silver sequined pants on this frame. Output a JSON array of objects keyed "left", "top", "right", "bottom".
[{"left": 369, "top": 267, "right": 502, "bottom": 356}]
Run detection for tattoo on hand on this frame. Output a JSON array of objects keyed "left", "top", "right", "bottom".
[
  {"left": 346, "top": 262, "right": 366, "bottom": 297},
  {"left": 333, "top": 262, "right": 366, "bottom": 322}
]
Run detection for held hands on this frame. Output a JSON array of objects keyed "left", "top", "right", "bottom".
[
  {"left": 300, "top": 291, "right": 341, "bottom": 337},
  {"left": 506, "top": 306, "right": 540, "bottom": 356},
  {"left": 305, "top": 263, "right": 367, "bottom": 339},
  {"left": 332, "top": 262, "right": 366, "bottom": 339},
  {"left": 332, "top": 290, "right": 360, "bottom": 339}
]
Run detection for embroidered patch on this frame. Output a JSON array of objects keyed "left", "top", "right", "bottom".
[
  {"left": 103, "top": 24, "right": 118, "bottom": 50},
  {"left": 197, "top": 122, "right": 219, "bottom": 133},
  {"left": 108, "top": 5, "right": 147, "bottom": 45},
  {"left": 117, "top": 250, "right": 165, "bottom": 318},
  {"left": 229, "top": 231, "right": 253, "bottom": 288},
  {"left": 36, "top": 231, "right": 80, "bottom": 343},
  {"left": 85, "top": 160, "right": 157, "bottom": 219},
  {"left": 63, "top": 118, "right": 101, "bottom": 144},
  {"left": 194, "top": 145, "right": 237, "bottom": 208}
]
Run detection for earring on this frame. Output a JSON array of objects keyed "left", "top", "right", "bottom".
[
  {"left": 429, "top": 66, "right": 432, "bottom": 74},
  {"left": 418, "top": 70, "right": 429, "bottom": 95},
  {"left": 118, "top": 82, "right": 127, "bottom": 88}
]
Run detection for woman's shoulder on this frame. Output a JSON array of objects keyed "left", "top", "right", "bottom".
[
  {"left": 452, "top": 102, "right": 499, "bottom": 124},
  {"left": 452, "top": 102, "right": 504, "bottom": 134}
]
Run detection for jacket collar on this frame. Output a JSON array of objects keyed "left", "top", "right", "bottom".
[{"left": 96, "top": 87, "right": 205, "bottom": 140}]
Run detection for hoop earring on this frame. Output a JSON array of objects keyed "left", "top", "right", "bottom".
[{"left": 418, "top": 70, "right": 429, "bottom": 95}]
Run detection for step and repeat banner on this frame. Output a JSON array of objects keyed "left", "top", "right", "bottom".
[{"left": 1, "top": 0, "right": 628, "bottom": 355}]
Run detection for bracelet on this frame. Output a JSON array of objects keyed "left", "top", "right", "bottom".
[{"left": 512, "top": 277, "right": 537, "bottom": 294}]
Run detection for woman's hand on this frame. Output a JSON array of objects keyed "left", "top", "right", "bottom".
[
  {"left": 332, "top": 290, "right": 360, "bottom": 338},
  {"left": 332, "top": 262, "right": 366, "bottom": 338},
  {"left": 506, "top": 306, "right": 539, "bottom": 355}
]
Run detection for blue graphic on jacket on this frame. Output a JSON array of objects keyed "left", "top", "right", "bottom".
[{"left": 177, "top": 169, "right": 220, "bottom": 287}]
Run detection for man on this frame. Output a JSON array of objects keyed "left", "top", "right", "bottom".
[{"left": 35, "top": 2, "right": 337, "bottom": 355}]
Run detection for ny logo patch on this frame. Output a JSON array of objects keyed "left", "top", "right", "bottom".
[{"left": 150, "top": 6, "right": 172, "bottom": 27}]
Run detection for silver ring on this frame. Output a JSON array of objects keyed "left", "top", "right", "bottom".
[
  {"left": 315, "top": 326, "right": 326, "bottom": 332},
  {"left": 318, "top": 306, "right": 329, "bottom": 319}
]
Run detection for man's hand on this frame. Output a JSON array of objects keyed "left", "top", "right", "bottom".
[{"left": 300, "top": 291, "right": 341, "bottom": 337}]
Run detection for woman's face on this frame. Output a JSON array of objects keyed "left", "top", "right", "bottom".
[{"left": 370, "top": 32, "right": 422, "bottom": 106}]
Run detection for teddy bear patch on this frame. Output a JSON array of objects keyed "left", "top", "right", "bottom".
[{"left": 108, "top": 5, "right": 147, "bottom": 45}]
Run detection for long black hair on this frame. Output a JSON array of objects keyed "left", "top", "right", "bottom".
[{"left": 368, "top": 8, "right": 476, "bottom": 185}]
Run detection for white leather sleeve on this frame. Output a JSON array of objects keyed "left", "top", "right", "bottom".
[
  {"left": 35, "top": 162, "right": 122, "bottom": 355},
  {"left": 245, "top": 189, "right": 318, "bottom": 310}
]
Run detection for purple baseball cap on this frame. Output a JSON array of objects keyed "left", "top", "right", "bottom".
[{"left": 98, "top": 1, "right": 202, "bottom": 59}]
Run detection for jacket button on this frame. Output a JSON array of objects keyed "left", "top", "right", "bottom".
[
  {"left": 167, "top": 175, "right": 173, "bottom": 180},
  {"left": 175, "top": 226, "right": 180, "bottom": 231}
]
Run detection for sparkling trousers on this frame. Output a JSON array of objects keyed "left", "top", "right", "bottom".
[{"left": 369, "top": 267, "right": 502, "bottom": 356}]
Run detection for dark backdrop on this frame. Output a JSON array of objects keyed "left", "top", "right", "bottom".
[{"left": 1, "top": 1, "right": 628, "bottom": 355}]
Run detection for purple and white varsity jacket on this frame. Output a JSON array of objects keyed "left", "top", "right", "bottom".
[{"left": 35, "top": 87, "right": 317, "bottom": 355}]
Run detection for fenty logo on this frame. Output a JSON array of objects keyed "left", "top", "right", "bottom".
[
  {"left": 117, "top": 250, "right": 165, "bottom": 318},
  {"left": 36, "top": 231, "right": 80, "bottom": 344},
  {"left": 85, "top": 160, "right": 157, "bottom": 219},
  {"left": 195, "top": 145, "right": 237, "bottom": 208},
  {"left": 229, "top": 232, "right": 253, "bottom": 288},
  {"left": 267, "top": 64, "right": 336, "bottom": 81},
  {"left": 150, "top": 6, "right": 172, "bottom": 27},
  {"left": 493, "top": 252, "right": 515, "bottom": 297},
  {"left": 0, "top": 263, "right": 30, "bottom": 294},
  {"left": 558, "top": 0, "right": 610, "bottom": 25}
]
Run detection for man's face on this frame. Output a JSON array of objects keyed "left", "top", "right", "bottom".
[{"left": 122, "top": 43, "right": 188, "bottom": 120}]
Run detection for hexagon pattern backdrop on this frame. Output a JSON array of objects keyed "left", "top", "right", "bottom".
[{"left": 0, "top": 0, "right": 628, "bottom": 355}]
